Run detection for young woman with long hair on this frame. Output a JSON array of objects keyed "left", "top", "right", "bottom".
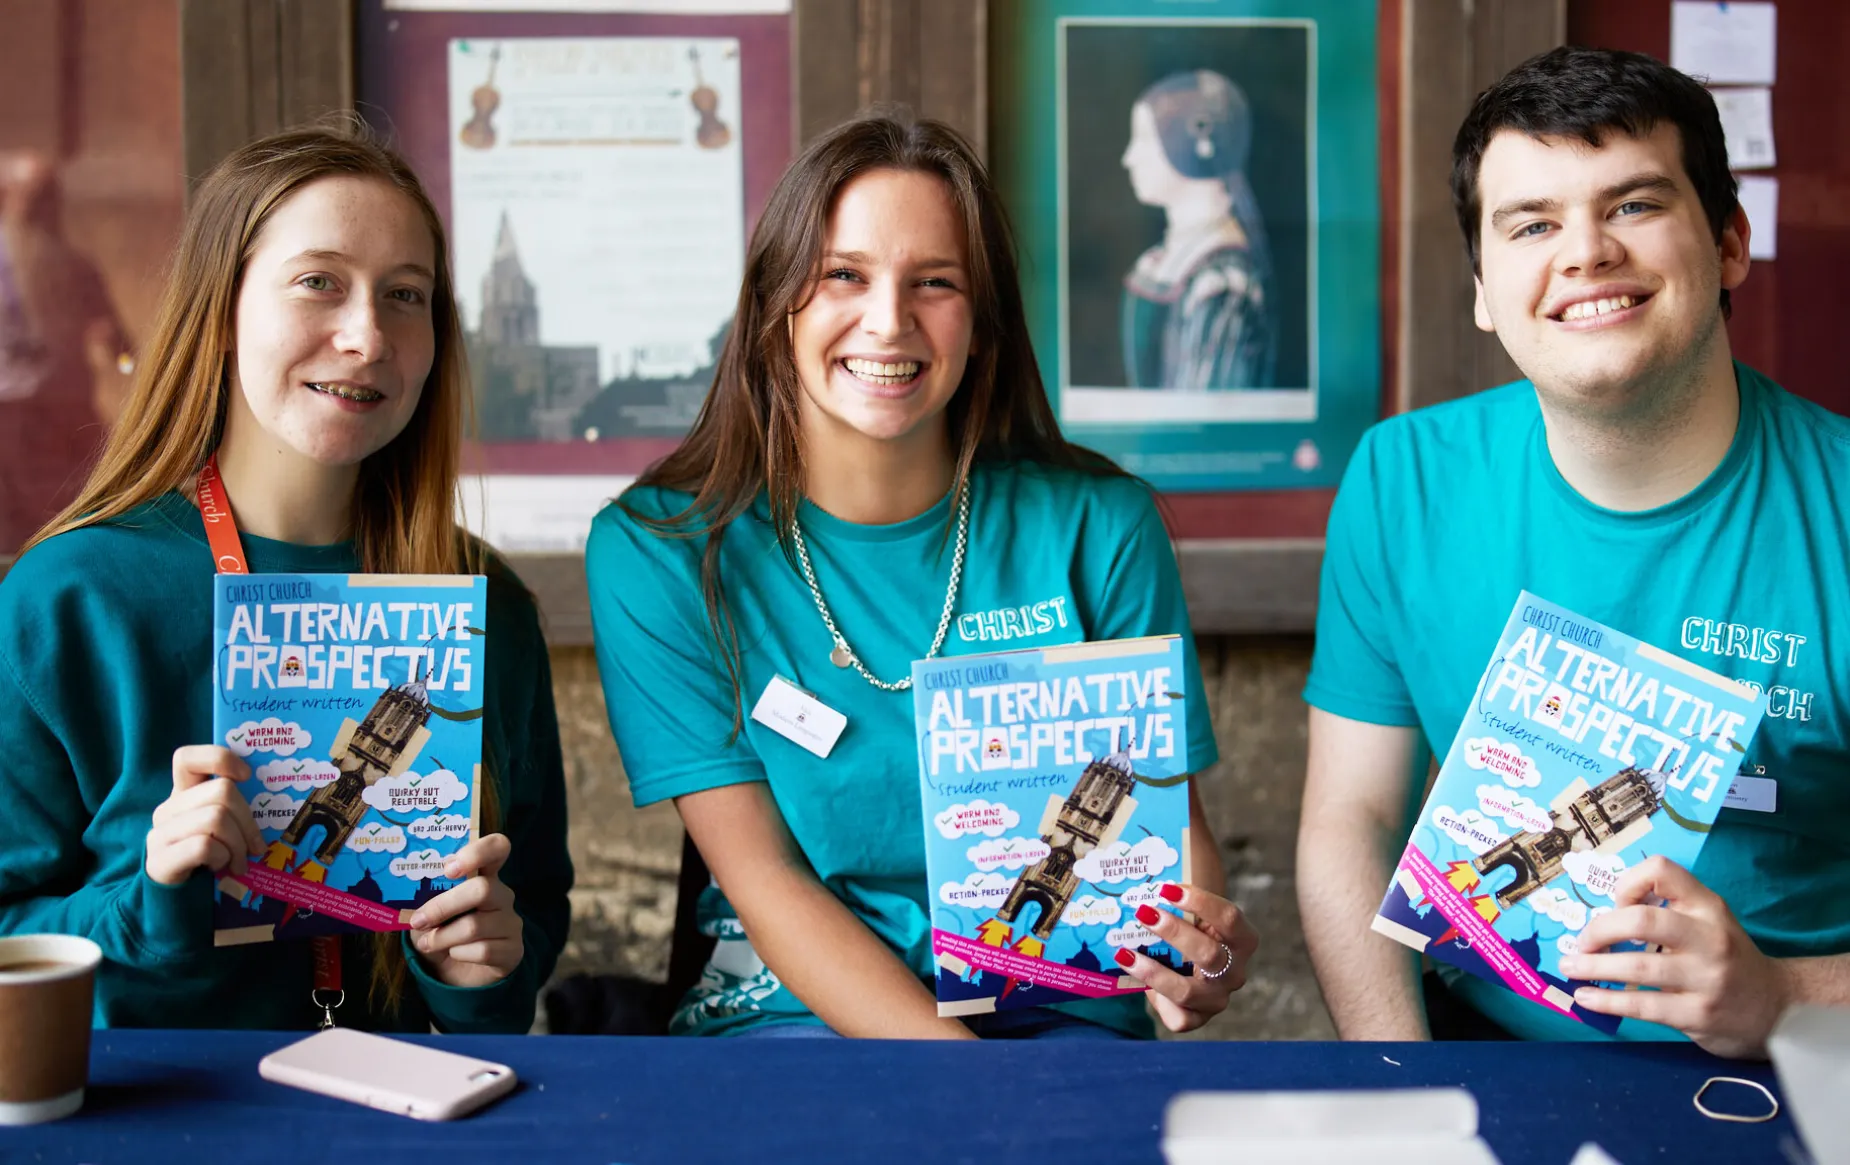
[
  {"left": 588, "top": 113, "right": 1257, "bottom": 1039},
  {"left": 0, "top": 125, "right": 571, "bottom": 1031}
]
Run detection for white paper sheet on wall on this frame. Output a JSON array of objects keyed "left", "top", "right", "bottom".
[
  {"left": 458, "top": 475, "right": 632, "bottom": 552},
  {"left": 1712, "top": 87, "right": 1776, "bottom": 170},
  {"left": 1671, "top": 1, "right": 1777, "bottom": 85},
  {"left": 1736, "top": 175, "right": 1778, "bottom": 260}
]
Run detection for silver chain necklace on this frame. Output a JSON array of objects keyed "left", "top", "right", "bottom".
[{"left": 790, "top": 484, "right": 970, "bottom": 692}]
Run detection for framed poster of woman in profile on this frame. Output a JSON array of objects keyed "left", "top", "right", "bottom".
[
  {"left": 994, "top": 0, "right": 1379, "bottom": 495},
  {"left": 1113, "top": 64, "right": 1292, "bottom": 397}
]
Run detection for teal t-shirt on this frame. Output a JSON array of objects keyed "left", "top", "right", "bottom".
[
  {"left": 1305, "top": 363, "right": 1850, "bottom": 1041},
  {"left": 0, "top": 493, "right": 574, "bottom": 1032},
  {"left": 587, "top": 460, "right": 1218, "bottom": 1036}
]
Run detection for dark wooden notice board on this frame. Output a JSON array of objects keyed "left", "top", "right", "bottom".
[{"left": 1570, "top": 0, "right": 1850, "bottom": 414}]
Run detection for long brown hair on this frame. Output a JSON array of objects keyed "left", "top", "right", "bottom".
[
  {"left": 23, "top": 122, "right": 498, "bottom": 1014},
  {"left": 628, "top": 111, "right": 1127, "bottom": 725}
]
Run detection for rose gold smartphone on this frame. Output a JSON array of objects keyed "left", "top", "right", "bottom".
[{"left": 258, "top": 1029, "right": 517, "bottom": 1120}]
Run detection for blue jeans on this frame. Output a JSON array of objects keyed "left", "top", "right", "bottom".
[{"left": 734, "top": 1007, "right": 1132, "bottom": 1040}]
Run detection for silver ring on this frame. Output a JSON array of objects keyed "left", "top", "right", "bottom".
[{"left": 1197, "top": 940, "right": 1235, "bottom": 981}]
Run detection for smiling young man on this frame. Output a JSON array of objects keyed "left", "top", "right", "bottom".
[{"left": 1297, "top": 47, "right": 1850, "bottom": 1056}]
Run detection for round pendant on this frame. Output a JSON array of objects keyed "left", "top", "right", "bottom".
[{"left": 830, "top": 644, "right": 853, "bottom": 668}]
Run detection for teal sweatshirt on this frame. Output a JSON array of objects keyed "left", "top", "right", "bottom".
[{"left": 0, "top": 492, "right": 573, "bottom": 1032}]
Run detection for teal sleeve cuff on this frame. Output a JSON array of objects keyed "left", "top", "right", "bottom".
[
  {"left": 1300, "top": 680, "right": 1422, "bottom": 729},
  {"left": 399, "top": 931, "right": 541, "bottom": 1034},
  {"left": 124, "top": 869, "right": 212, "bottom": 964},
  {"left": 629, "top": 765, "right": 766, "bottom": 810}
]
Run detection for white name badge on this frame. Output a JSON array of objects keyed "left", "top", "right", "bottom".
[
  {"left": 750, "top": 675, "right": 847, "bottom": 759},
  {"left": 1724, "top": 775, "right": 1778, "bottom": 813}
]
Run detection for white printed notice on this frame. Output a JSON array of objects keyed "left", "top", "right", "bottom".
[
  {"left": 449, "top": 37, "right": 745, "bottom": 547},
  {"left": 1737, "top": 175, "right": 1778, "bottom": 260},
  {"left": 1713, "top": 87, "right": 1776, "bottom": 171},
  {"left": 1671, "top": 1, "right": 1777, "bottom": 86}
]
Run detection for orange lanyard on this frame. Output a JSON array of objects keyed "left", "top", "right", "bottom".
[
  {"left": 198, "top": 455, "right": 343, "bottom": 1027},
  {"left": 194, "top": 454, "right": 247, "bottom": 574}
]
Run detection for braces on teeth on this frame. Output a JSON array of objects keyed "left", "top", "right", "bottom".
[{"left": 309, "top": 382, "right": 382, "bottom": 402}]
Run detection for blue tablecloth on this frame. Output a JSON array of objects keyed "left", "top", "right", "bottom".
[{"left": 3, "top": 1032, "right": 1797, "bottom": 1164}]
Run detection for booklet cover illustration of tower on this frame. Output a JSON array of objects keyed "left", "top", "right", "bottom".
[
  {"left": 914, "top": 635, "right": 1194, "bottom": 1018},
  {"left": 1372, "top": 591, "right": 1767, "bottom": 1032},
  {"left": 210, "top": 574, "right": 488, "bottom": 946}
]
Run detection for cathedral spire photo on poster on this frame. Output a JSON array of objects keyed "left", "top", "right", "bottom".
[{"left": 468, "top": 210, "right": 599, "bottom": 442}]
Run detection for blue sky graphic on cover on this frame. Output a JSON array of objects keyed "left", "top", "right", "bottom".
[
  {"left": 210, "top": 574, "right": 487, "bottom": 945},
  {"left": 1372, "top": 591, "right": 1767, "bottom": 1031},
  {"left": 914, "top": 635, "right": 1193, "bottom": 1017}
]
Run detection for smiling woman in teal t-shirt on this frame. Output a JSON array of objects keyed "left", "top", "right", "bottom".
[{"left": 586, "top": 113, "right": 1258, "bottom": 1039}]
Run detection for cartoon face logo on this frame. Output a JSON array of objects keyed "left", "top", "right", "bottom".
[
  {"left": 283, "top": 656, "right": 303, "bottom": 677},
  {"left": 979, "top": 731, "right": 1012, "bottom": 770},
  {"left": 1542, "top": 695, "right": 1562, "bottom": 718}
]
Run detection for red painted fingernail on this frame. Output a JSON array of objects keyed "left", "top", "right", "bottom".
[
  {"left": 1114, "top": 948, "right": 1137, "bottom": 968},
  {"left": 1159, "top": 882, "right": 1184, "bottom": 903},
  {"left": 1136, "top": 904, "right": 1161, "bottom": 926}
]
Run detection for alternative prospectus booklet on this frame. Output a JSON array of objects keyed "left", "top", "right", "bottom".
[
  {"left": 1373, "top": 591, "right": 1767, "bottom": 1031},
  {"left": 210, "top": 574, "right": 487, "bottom": 946},
  {"left": 914, "top": 635, "right": 1195, "bottom": 1017}
]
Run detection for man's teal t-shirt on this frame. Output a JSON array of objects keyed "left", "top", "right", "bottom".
[
  {"left": 587, "top": 461, "right": 1218, "bottom": 1037},
  {"left": 1305, "top": 363, "right": 1850, "bottom": 1041}
]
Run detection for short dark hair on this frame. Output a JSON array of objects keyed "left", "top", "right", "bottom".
[{"left": 1452, "top": 46, "right": 1739, "bottom": 313}]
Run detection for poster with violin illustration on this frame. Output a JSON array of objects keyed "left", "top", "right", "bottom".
[
  {"left": 357, "top": 1, "right": 790, "bottom": 553},
  {"left": 445, "top": 35, "right": 745, "bottom": 546}
]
